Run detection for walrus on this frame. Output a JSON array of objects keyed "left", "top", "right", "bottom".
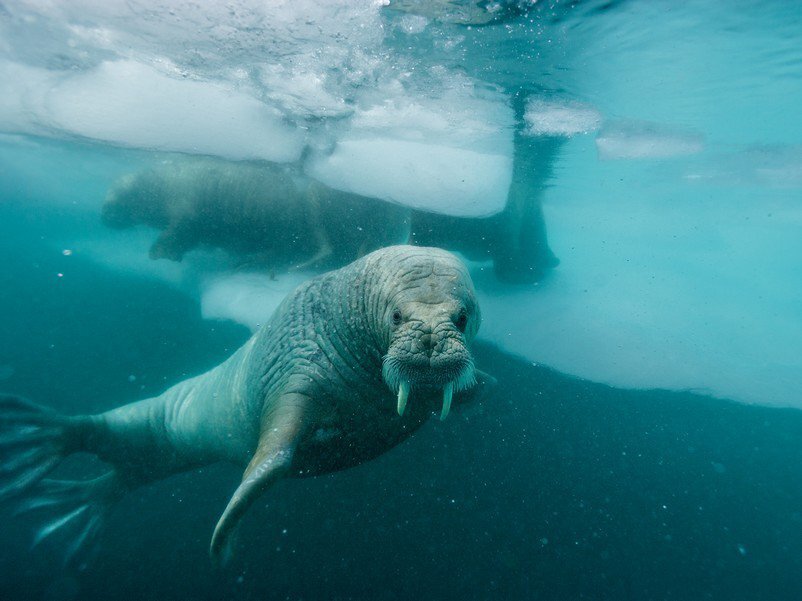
[
  {"left": 0, "top": 246, "right": 487, "bottom": 564},
  {"left": 101, "top": 157, "right": 410, "bottom": 270}
]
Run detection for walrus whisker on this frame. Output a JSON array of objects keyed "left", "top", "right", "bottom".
[{"left": 453, "top": 362, "right": 477, "bottom": 394}]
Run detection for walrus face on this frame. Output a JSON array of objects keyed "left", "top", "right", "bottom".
[{"left": 380, "top": 253, "right": 481, "bottom": 421}]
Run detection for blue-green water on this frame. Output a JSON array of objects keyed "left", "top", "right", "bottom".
[
  {"left": 1, "top": 1, "right": 802, "bottom": 599},
  {"left": 1, "top": 224, "right": 801, "bottom": 599}
]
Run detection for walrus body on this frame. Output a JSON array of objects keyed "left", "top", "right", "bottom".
[
  {"left": 102, "top": 157, "right": 410, "bottom": 269},
  {"left": 0, "top": 246, "right": 484, "bottom": 563}
]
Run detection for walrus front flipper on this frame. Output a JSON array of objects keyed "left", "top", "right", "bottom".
[{"left": 210, "top": 395, "right": 307, "bottom": 565}]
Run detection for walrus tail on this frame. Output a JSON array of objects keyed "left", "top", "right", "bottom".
[{"left": 0, "top": 394, "right": 123, "bottom": 565}]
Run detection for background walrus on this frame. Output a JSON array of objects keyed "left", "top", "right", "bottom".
[
  {"left": 102, "top": 157, "right": 410, "bottom": 270},
  {"left": 0, "top": 246, "right": 490, "bottom": 564}
]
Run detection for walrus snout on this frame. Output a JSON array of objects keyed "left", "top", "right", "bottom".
[{"left": 382, "top": 329, "right": 476, "bottom": 421}]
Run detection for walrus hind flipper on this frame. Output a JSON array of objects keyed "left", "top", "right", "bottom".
[
  {"left": 15, "top": 472, "right": 124, "bottom": 566},
  {"left": 209, "top": 394, "right": 307, "bottom": 566},
  {"left": 0, "top": 395, "right": 70, "bottom": 502},
  {"left": 0, "top": 394, "right": 123, "bottom": 565}
]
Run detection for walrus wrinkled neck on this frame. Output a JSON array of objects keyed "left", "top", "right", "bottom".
[{"left": 310, "top": 268, "right": 387, "bottom": 384}]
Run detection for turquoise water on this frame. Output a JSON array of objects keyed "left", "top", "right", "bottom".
[{"left": 1, "top": 1, "right": 802, "bottom": 599}]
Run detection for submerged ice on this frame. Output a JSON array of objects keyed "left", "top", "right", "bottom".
[{"left": 1, "top": 0, "right": 802, "bottom": 408}]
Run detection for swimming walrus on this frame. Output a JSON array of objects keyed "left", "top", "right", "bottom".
[
  {"left": 101, "top": 157, "right": 410, "bottom": 270},
  {"left": 0, "top": 246, "right": 488, "bottom": 564}
]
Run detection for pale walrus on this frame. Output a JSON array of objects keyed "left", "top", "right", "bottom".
[{"left": 0, "top": 246, "right": 487, "bottom": 564}]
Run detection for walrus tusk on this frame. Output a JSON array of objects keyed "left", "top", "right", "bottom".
[
  {"left": 440, "top": 382, "right": 454, "bottom": 421},
  {"left": 397, "top": 380, "right": 411, "bottom": 416}
]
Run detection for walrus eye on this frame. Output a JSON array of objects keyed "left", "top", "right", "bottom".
[
  {"left": 392, "top": 310, "right": 402, "bottom": 326},
  {"left": 454, "top": 310, "right": 468, "bottom": 333}
]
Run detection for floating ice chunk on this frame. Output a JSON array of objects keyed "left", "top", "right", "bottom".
[
  {"left": 201, "top": 273, "right": 308, "bottom": 330},
  {"left": 524, "top": 98, "right": 602, "bottom": 137},
  {"left": 0, "top": 59, "right": 305, "bottom": 162},
  {"left": 308, "top": 138, "right": 511, "bottom": 216},
  {"left": 596, "top": 120, "right": 704, "bottom": 160},
  {"left": 469, "top": 136, "right": 802, "bottom": 408},
  {"left": 307, "top": 80, "right": 514, "bottom": 217},
  {"left": 47, "top": 60, "right": 305, "bottom": 162},
  {"left": 474, "top": 259, "right": 802, "bottom": 409}
]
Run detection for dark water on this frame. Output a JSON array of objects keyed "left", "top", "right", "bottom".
[{"left": 1, "top": 204, "right": 801, "bottom": 601}]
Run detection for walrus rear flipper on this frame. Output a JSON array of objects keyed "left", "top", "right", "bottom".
[
  {"left": 0, "top": 395, "right": 71, "bottom": 501},
  {"left": 15, "top": 473, "right": 124, "bottom": 566},
  {"left": 0, "top": 394, "right": 124, "bottom": 565},
  {"left": 209, "top": 395, "right": 307, "bottom": 566}
]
